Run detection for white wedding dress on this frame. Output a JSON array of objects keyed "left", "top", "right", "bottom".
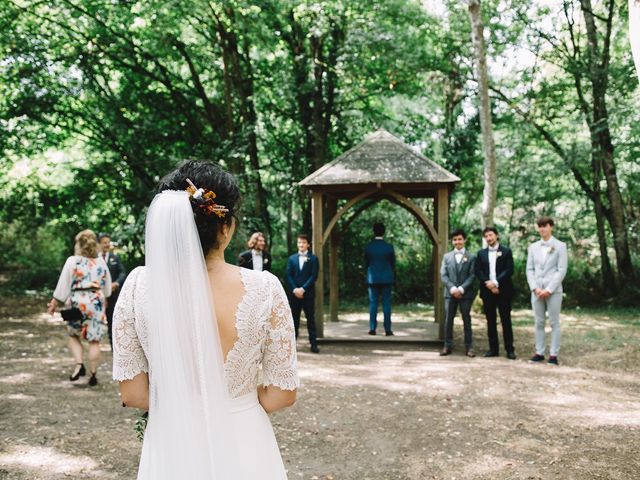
[{"left": 112, "top": 266, "right": 299, "bottom": 479}]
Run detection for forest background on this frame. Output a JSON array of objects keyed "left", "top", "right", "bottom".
[{"left": 1, "top": 0, "right": 638, "bottom": 307}]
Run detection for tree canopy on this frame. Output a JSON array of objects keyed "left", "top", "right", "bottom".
[{"left": 1, "top": 0, "right": 638, "bottom": 305}]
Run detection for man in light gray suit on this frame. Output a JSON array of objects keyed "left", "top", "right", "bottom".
[
  {"left": 440, "top": 229, "right": 477, "bottom": 357},
  {"left": 526, "top": 216, "right": 568, "bottom": 366}
]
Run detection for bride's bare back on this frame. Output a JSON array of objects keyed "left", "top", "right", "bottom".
[{"left": 208, "top": 262, "right": 244, "bottom": 362}]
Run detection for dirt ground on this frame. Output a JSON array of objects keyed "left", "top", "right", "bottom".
[{"left": 1, "top": 295, "right": 639, "bottom": 480}]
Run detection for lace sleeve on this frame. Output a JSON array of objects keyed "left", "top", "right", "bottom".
[
  {"left": 112, "top": 267, "right": 149, "bottom": 381},
  {"left": 261, "top": 274, "right": 299, "bottom": 390}
]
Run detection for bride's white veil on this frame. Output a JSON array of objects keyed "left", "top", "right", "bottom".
[{"left": 139, "top": 190, "right": 236, "bottom": 478}]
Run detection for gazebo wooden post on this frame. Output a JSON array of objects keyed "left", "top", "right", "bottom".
[
  {"left": 312, "top": 190, "right": 325, "bottom": 338},
  {"left": 435, "top": 186, "right": 449, "bottom": 340},
  {"left": 327, "top": 197, "right": 339, "bottom": 323}
]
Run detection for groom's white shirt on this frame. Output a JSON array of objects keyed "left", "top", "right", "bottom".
[{"left": 526, "top": 236, "right": 568, "bottom": 294}]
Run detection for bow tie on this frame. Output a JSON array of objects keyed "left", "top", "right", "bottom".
[
  {"left": 541, "top": 241, "right": 550, "bottom": 247},
  {"left": 299, "top": 253, "right": 308, "bottom": 257},
  {"left": 488, "top": 247, "right": 499, "bottom": 252}
]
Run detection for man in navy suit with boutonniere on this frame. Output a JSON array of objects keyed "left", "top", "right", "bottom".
[
  {"left": 365, "top": 222, "right": 396, "bottom": 336},
  {"left": 285, "top": 234, "right": 319, "bottom": 353},
  {"left": 475, "top": 226, "right": 516, "bottom": 359}
]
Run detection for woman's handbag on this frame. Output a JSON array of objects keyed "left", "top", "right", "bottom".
[{"left": 60, "top": 307, "right": 83, "bottom": 322}]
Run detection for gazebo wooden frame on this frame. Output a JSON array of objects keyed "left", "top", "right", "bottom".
[{"left": 299, "top": 129, "right": 460, "bottom": 340}]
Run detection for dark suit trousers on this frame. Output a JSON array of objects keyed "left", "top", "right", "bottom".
[
  {"left": 106, "top": 291, "right": 119, "bottom": 349},
  {"left": 369, "top": 284, "right": 392, "bottom": 333},
  {"left": 444, "top": 297, "right": 473, "bottom": 349},
  {"left": 482, "top": 293, "right": 514, "bottom": 354},
  {"left": 290, "top": 294, "right": 317, "bottom": 346}
]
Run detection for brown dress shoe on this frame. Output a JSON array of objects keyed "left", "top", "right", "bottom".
[
  {"left": 466, "top": 349, "right": 476, "bottom": 358},
  {"left": 439, "top": 347, "right": 452, "bottom": 356}
]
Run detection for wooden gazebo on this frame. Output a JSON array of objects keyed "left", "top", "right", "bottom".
[{"left": 299, "top": 129, "right": 460, "bottom": 340}]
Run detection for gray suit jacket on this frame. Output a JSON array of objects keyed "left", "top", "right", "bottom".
[
  {"left": 526, "top": 237, "right": 568, "bottom": 294},
  {"left": 440, "top": 250, "right": 476, "bottom": 299}
]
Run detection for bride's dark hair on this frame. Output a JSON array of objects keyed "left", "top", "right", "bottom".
[{"left": 156, "top": 160, "right": 241, "bottom": 256}]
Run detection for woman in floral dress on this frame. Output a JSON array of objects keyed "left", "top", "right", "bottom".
[{"left": 48, "top": 229, "right": 111, "bottom": 386}]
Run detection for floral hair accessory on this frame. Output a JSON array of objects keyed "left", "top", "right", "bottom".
[{"left": 185, "top": 178, "right": 229, "bottom": 219}]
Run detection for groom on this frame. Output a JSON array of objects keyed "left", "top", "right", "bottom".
[
  {"left": 285, "top": 234, "right": 319, "bottom": 353},
  {"left": 365, "top": 222, "right": 396, "bottom": 336},
  {"left": 475, "top": 227, "right": 516, "bottom": 359},
  {"left": 526, "top": 216, "right": 568, "bottom": 366}
]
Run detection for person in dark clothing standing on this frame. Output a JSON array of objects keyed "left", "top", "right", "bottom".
[
  {"left": 475, "top": 227, "right": 516, "bottom": 359},
  {"left": 285, "top": 234, "right": 319, "bottom": 353},
  {"left": 98, "top": 233, "right": 127, "bottom": 349},
  {"left": 237, "top": 231, "right": 272, "bottom": 272},
  {"left": 365, "top": 222, "right": 396, "bottom": 336}
]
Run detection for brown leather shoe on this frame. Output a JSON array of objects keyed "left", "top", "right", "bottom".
[
  {"left": 439, "top": 347, "right": 452, "bottom": 356},
  {"left": 466, "top": 349, "right": 476, "bottom": 358}
]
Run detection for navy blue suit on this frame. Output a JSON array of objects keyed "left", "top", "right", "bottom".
[
  {"left": 365, "top": 238, "right": 395, "bottom": 333},
  {"left": 475, "top": 245, "right": 515, "bottom": 355},
  {"left": 285, "top": 252, "right": 319, "bottom": 346}
]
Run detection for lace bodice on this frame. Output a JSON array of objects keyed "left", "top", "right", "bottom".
[{"left": 112, "top": 266, "right": 299, "bottom": 398}]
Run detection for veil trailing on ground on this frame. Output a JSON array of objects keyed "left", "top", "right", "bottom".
[{"left": 140, "top": 190, "right": 236, "bottom": 479}]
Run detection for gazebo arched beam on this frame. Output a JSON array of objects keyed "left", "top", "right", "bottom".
[
  {"left": 321, "top": 189, "right": 378, "bottom": 246},
  {"left": 340, "top": 198, "right": 379, "bottom": 233},
  {"left": 321, "top": 189, "right": 439, "bottom": 247},
  {"left": 382, "top": 190, "right": 438, "bottom": 244}
]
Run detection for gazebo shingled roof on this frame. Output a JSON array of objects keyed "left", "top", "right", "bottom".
[{"left": 299, "top": 128, "right": 460, "bottom": 188}]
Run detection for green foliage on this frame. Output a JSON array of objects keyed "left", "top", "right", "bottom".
[{"left": 0, "top": 0, "right": 637, "bottom": 304}]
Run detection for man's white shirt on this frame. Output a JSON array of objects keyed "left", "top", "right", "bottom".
[
  {"left": 488, "top": 244, "right": 499, "bottom": 287},
  {"left": 251, "top": 249, "right": 263, "bottom": 271}
]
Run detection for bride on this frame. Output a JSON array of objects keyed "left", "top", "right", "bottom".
[{"left": 112, "top": 160, "right": 299, "bottom": 479}]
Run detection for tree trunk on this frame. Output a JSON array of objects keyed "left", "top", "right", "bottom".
[
  {"left": 467, "top": 0, "right": 497, "bottom": 229},
  {"left": 593, "top": 193, "right": 616, "bottom": 296},
  {"left": 216, "top": 9, "right": 271, "bottom": 236},
  {"left": 580, "top": 0, "right": 635, "bottom": 282}
]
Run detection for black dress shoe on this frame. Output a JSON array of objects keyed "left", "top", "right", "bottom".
[
  {"left": 69, "top": 363, "right": 86, "bottom": 382},
  {"left": 439, "top": 347, "right": 452, "bottom": 356},
  {"left": 368, "top": 330, "right": 376, "bottom": 335},
  {"left": 385, "top": 331, "right": 394, "bottom": 336},
  {"left": 310, "top": 345, "right": 320, "bottom": 354},
  {"left": 88, "top": 372, "right": 98, "bottom": 386},
  {"left": 506, "top": 352, "right": 517, "bottom": 360},
  {"left": 483, "top": 351, "right": 499, "bottom": 357}
]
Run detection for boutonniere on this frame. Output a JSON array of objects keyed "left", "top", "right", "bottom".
[
  {"left": 264, "top": 257, "right": 269, "bottom": 264},
  {"left": 497, "top": 251, "right": 503, "bottom": 257},
  {"left": 462, "top": 256, "right": 468, "bottom": 263},
  {"left": 303, "top": 256, "right": 310, "bottom": 263},
  {"left": 549, "top": 246, "right": 555, "bottom": 254}
]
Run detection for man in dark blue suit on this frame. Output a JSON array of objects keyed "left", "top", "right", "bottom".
[
  {"left": 285, "top": 234, "right": 320, "bottom": 353},
  {"left": 475, "top": 227, "right": 516, "bottom": 359},
  {"left": 365, "top": 222, "right": 396, "bottom": 336}
]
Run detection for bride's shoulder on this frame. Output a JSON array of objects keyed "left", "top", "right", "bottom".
[
  {"left": 260, "top": 271, "right": 287, "bottom": 294},
  {"left": 121, "top": 266, "right": 146, "bottom": 292}
]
